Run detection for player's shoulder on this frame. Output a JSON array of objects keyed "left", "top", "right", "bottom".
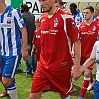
[
  {"left": 57, "top": 9, "right": 73, "bottom": 20},
  {"left": 58, "top": 8, "right": 71, "bottom": 15},
  {"left": 79, "top": 21, "right": 85, "bottom": 26},
  {"left": 6, "top": 6, "right": 16, "bottom": 13},
  {"left": 93, "top": 21, "right": 99, "bottom": 26},
  {"left": 94, "top": 41, "right": 99, "bottom": 46},
  {"left": 40, "top": 12, "right": 48, "bottom": 18}
]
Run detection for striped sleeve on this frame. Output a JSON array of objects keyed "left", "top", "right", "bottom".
[{"left": 12, "top": 9, "right": 26, "bottom": 29}]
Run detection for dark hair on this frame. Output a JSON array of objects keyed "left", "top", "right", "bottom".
[
  {"left": 84, "top": 6, "right": 94, "bottom": 13},
  {"left": 95, "top": 9, "right": 99, "bottom": 13},
  {"left": 20, "top": 4, "right": 29, "bottom": 12},
  {"left": 69, "top": 3, "right": 77, "bottom": 9},
  {"left": 55, "top": 0, "right": 64, "bottom": 6}
]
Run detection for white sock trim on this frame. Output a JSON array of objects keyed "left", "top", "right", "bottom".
[{"left": 84, "top": 77, "right": 90, "bottom": 80}]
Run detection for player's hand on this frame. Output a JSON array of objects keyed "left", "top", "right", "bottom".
[
  {"left": 22, "top": 50, "right": 28, "bottom": 60},
  {"left": 71, "top": 66, "right": 81, "bottom": 80}
]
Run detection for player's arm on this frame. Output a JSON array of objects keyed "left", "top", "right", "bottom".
[
  {"left": 20, "top": 27, "right": 28, "bottom": 60},
  {"left": 81, "top": 41, "right": 97, "bottom": 72},
  {"left": 66, "top": 17, "right": 81, "bottom": 80},
  {"left": 80, "top": 58, "right": 95, "bottom": 72},
  {"left": 73, "top": 39, "right": 81, "bottom": 69},
  {"left": 72, "top": 39, "right": 81, "bottom": 80},
  {"left": 13, "top": 10, "right": 28, "bottom": 60}
]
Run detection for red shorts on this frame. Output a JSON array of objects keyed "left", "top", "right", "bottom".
[
  {"left": 31, "top": 64, "right": 73, "bottom": 96},
  {"left": 80, "top": 56, "right": 94, "bottom": 70}
]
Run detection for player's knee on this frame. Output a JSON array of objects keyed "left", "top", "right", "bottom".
[
  {"left": 84, "top": 69, "right": 91, "bottom": 77},
  {"left": 29, "top": 93, "right": 35, "bottom": 99},
  {"left": 29, "top": 93, "right": 41, "bottom": 99}
]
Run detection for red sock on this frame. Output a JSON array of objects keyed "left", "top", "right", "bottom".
[{"left": 79, "top": 78, "right": 90, "bottom": 98}]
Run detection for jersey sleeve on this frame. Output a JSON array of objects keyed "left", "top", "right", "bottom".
[
  {"left": 66, "top": 17, "right": 80, "bottom": 43},
  {"left": 13, "top": 9, "right": 26, "bottom": 29}
]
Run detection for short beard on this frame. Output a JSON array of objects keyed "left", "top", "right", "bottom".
[
  {"left": 42, "top": 6, "right": 52, "bottom": 13},
  {"left": 85, "top": 17, "right": 92, "bottom": 21}
]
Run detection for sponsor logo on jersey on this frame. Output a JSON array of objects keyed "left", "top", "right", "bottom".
[
  {"left": 81, "top": 31, "right": 95, "bottom": 35},
  {"left": 36, "top": 35, "right": 40, "bottom": 38},
  {"left": 0, "top": 23, "right": 11, "bottom": 28},
  {"left": 5, "top": 74, "right": 11, "bottom": 76},
  {"left": 41, "top": 30, "right": 58, "bottom": 35}
]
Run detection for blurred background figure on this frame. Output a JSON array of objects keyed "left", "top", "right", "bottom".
[
  {"left": 20, "top": 4, "right": 36, "bottom": 74},
  {"left": 94, "top": 9, "right": 99, "bottom": 22},
  {"left": 78, "top": 6, "right": 99, "bottom": 99},
  {"left": 69, "top": 3, "right": 84, "bottom": 25},
  {"left": 31, "top": 18, "right": 41, "bottom": 65},
  {"left": 55, "top": 0, "right": 64, "bottom": 9},
  {"left": 94, "top": 9, "right": 99, "bottom": 18}
]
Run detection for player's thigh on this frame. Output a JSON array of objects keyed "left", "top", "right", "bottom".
[
  {"left": 2, "top": 55, "right": 22, "bottom": 78},
  {"left": 50, "top": 67, "right": 73, "bottom": 97},
  {"left": 31, "top": 66, "right": 51, "bottom": 93}
]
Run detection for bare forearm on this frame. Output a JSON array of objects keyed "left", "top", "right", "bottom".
[
  {"left": 81, "top": 58, "right": 95, "bottom": 72},
  {"left": 74, "top": 40, "right": 81, "bottom": 68},
  {"left": 20, "top": 27, "right": 28, "bottom": 50},
  {"left": 20, "top": 27, "right": 28, "bottom": 60}
]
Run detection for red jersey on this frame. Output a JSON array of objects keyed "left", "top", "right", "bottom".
[
  {"left": 39, "top": 8, "right": 79, "bottom": 71},
  {"left": 79, "top": 21, "right": 99, "bottom": 57},
  {"left": 95, "top": 16, "right": 99, "bottom": 22},
  {"left": 32, "top": 30, "right": 41, "bottom": 61}
]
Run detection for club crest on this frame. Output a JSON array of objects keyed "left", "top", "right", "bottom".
[{"left": 54, "top": 18, "right": 58, "bottom": 27}]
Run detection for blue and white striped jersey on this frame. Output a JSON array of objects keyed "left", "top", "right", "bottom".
[
  {"left": 0, "top": 6, "right": 26, "bottom": 56},
  {"left": 72, "top": 10, "right": 84, "bottom": 25}
]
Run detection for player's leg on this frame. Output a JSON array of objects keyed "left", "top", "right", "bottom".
[
  {"left": 0, "top": 74, "right": 8, "bottom": 98},
  {"left": 2, "top": 55, "right": 21, "bottom": 99},
  {"left": 0, "top": 54, "right": 8, "bottom": 98},
  {"left": 87, "top": 72, "right": 94, "bottom": 91},
  {"left": 51, "top": 67, "right": 73, "bottom": 99},
  {"left": 2, "top": 78, "right": 17, "bottom": 98},
  {"left": 29, "top": 91, "right": 42, "bottom": 99},
  {"left": 79, "top": 68, "right": 92, "bottom": 98},
  {"left": 79, "top": 56, "right": 94, "bottom": 99},
  {"left": 29, "top": 64, "right": 51, "bottom": 99}
]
